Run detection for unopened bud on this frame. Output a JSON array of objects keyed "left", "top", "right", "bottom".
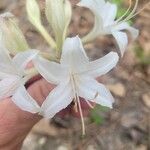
[
  {"left": 46, "top": 0, "right": 72, "bottom": 51},
  {"left": 26, "top": 0, "right": 56, "bottom": 49},
  {"left": 0, "top": 12, "right": 29, "bottom": 54}
]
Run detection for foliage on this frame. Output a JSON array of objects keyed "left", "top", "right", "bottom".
[
  {"left": 90, "top": 105, "right": 109, "bottom": 125},
  {"left": 134, "top": 46, "right": 150, "bottom": 65}
]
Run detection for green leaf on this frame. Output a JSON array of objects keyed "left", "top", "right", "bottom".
[{"left": 90, "top": 105, "right": 109, "bottom": 125}]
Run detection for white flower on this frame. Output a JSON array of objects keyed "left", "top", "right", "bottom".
[
  {"left": 0, "top": 44, "right": 40, "bottom": 113},
  {"left": 78, "top": 0, "right": 139, "bottom": 56},
  {"left": 34, "top": 36, "right": 119, "bottom": 133}
]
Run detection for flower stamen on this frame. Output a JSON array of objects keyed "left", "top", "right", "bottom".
[
  {"left": 113, "top": 0, "right": 139, "bottom": 26},
  {"left": 122, "top": 0, "right": 139, "bottom": 22},
  {"left": 116, "top": 0, "right": 150, "bottom": 25},
  {"left": 73, "top": 99, "right": 78, "bottom": 113},
  {"left": 84, "top": 92, "right": 99, "bottom": 109},
  {"left": 76, "top": 94, "right": 85, "bottom": 136},
  {"left": 126, "top": 1, "right": 150, "bottom": 21},
  {"left": 85, "top": 99, "right": 94, "bottom": 109},
  {"left": 70, "top": 72, "right": 86, "bottom": 135},
  {"left": 116, "top": 0, "right": 132, "bottom": 23}
]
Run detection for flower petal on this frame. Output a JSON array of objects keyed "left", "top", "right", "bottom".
[
  {"left": 101, "top": 2, "right": 117, "bottom": 26},
  {"left": 12, "top": 49, "right": 39, "bottom": 70},
  {"left": 34, "top": 56, "right": 67, "bottom": 85},
  {"left": 126, "top": 26, "right": 139, "bottom": 40},
  {"left": 113, "top": 22, "right": 139, "bottom": 39},
  {"left": 112, "top": 31, "right": 128, "bottom": 56},
  {"left": 83, "top": 52, "right": 119, "bottom": 78},
  {"left": 0, "top": 45, "right": 11, "bottom": 64},
  {"left": 0, "top": 45, "right": 16, "bottom": 74},
  {"left": 0, "top": 75, "right": 21, "bottom": 100},
  {"left": 77, "top": 0, "right": 105, "bottom": 14},
  {"left": 78, "top": 0, "right": 104, "bottom": 42},
  {"left": 60, "top": 36, "right": 89, "bottom": 72},
  {"left": 78, "top": 77, "right": 114, "bottom": 108},
  {"left": 78, "top": 1, "right": 117, "bottom": 42},
  {"left": 0, "top": 72, "right": 11, "bottom": 79},
  {"left": 12, "top": 85, "right": 40, "bottom": 113},
  {"left": 41, "top": 82, "right": 73, "bottom": 118},
  {"left": 83, "top": 14, "right": 104, "bottom": 43}
]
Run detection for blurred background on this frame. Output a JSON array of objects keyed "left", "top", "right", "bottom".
[{"left": 0, "top": 0, "right": 149, "bottom": 149}]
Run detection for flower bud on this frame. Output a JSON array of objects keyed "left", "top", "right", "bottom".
[
  {"left": 26, "top": 0, "right": 56, "bottom": 49},
  {"left": 46, "top": 0, "right": 72, "bottom": 51},
  {"left": 0, "top": 12, "right": 29, "bottom": 54},
  {"left": 26, "top": 0, "right": 41, "bottom": 29}
]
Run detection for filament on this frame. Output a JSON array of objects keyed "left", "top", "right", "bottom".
[
  {"left": 117, "top": 0, "right": 150, "bottom": 24},
  {"left": 70, "top": 73, "right": 79, "bottom": 113},
  {"left": 73, "top": 99, "right": 78, "bottom": 113},
  {"left": 70, "top": 73, "right": 77, "bottom": 101},
  {"left": 116, "top": 0, "right": 132, "bottom": 22},
  {"left": 70, "top": 73, "right": 99, "bottom": 135},
  {"left": 76, "top": 94, "right": 86, "bottom": 136},
  {"left": 70, "top": 73, "right": 86, "bottom": 135},
  {"left": 124, "top": 0, "right": 139, "bottom": 22},
  {"left": 125, "top": 2, "right": 150, "bottom": 21},
  {"left": 85, "top": 99, "right": 94, "bottom": 109},
  {"left": 115, "top": 0, "right": 139, "bottom": 25}
]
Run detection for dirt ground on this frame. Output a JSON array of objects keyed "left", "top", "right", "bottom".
[{"left": 0, "top": 0, "right": 150, "bottom": 150}]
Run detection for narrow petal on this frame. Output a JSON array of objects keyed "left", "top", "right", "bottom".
[
  {"left": 0, "top": 72, "right": 12, "bottom": 79},
  {"left": 95, "top": 84, "right": 114, "bottom": 108},
  {"left": 114, "top": 22, "right": 139, "bottom": 39},
  {"left": 0, "top": 45, "right": 16, "bottom": 74},
  {"left": 113, "top": 22, "right": 130, "bottom": 31},
  {"left": 112, "top": 31, "right": 128, "bottom": 56},
  {"left": 126, "top": 26, "right": 139, "bottom": 40},
  {"left": 12, "top": 85, "right": 40, "bottom": 113},
  {"left": 78, "top": 77, "right": 114, "bottom": 108},
  {"left": 41, "top": 82, "right": 73, "bottom": 118},
  {"left": 77, "top": 0, "right": 105, "bottom": 14},
  {"left": 78, "top": 0, "right": 104, "bottom": 42},
  {"left": 12, "top": 49, "right": 39, "bottom": 70},
  {"left": 82, "top": 14, "right": 103, "bottom": 43},
  {"left": 85, "top": 52, "right": 119, "bottom": 78},
  {"left": 0, "top": 76, "right": 21, "bottom": 100},
  {"left": 34, "top": 56, "right": 67, "bottom": 85},
  {"left": 0, "top": 64, "right": 16, "bottom": 77},
  {"left": 0, "top": 45, "right": 11, "bottom": 64},
  {"left": 60, "top": 36, "right": 89, "bottom": 72},
  {"left": 101, "top": 2, "right": 117, "bottom": 26}
]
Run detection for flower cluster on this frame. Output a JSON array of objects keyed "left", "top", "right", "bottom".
[{"left": 0, "top": 0, "right": 139, "bottom": 135}]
